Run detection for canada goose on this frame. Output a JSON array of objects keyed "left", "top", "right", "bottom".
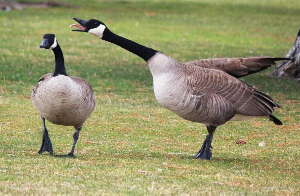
[
  {"left": 32, "top": 34, "right": 95, "bottom": 157},
  {"left": 70, "top": 18, "right": 284, "bottom": 160}
]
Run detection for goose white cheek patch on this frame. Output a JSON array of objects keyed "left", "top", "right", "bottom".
[
  {"left": 88, "top": 24, "right": 106, "bottom": 38},
  {"left": 50, "top": 38, "right": 57, "bottom": 49}
]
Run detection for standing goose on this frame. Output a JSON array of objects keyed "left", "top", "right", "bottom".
[
  {"left": 32, "top": 34, "right": 95, "bottom": 157},
  {"left": 70, "top": 18, "right": 284, "bottom": 160}
]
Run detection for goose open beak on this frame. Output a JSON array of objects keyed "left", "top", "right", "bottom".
[{"left": 70, "top": 17, "right": 87, "bottom": 32}]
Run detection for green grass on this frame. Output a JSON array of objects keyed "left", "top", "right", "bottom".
[{"left": 0, "top": 0, "right": 300, "bottom": 194}]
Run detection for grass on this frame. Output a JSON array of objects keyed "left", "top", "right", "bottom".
[{"left": 0, "top": 0, "right": 299, "bottom": 194}]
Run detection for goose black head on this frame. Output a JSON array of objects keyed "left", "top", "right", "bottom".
[
  {"left": 71, "top": 17, "right": 107, "bottom": 38},
  {"left": 40, "top": 34, "right": 57, "bottom": 49}
]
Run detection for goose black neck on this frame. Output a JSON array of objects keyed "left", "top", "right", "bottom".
[
  {"left": 102, "top": 28, "right": 157, "bottom": 62},
  {"left": 52, "top": 44, "right": 68, "bottom": 77}
]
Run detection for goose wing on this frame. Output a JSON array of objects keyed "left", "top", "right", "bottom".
[
  {"left": 71, "top": 76, "right": 95, "bottom": 105},
  {"left": 185, "top": 66, "right": 280, "bottom": 123},
  {"left": 185, "top": 57, "right": 287, "bottom": 78},
  {"left": 32, "top": 73, "right": 53, "bottom": 95}
]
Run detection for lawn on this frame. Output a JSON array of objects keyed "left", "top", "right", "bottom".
[{"left": 0, "top": 0, "right": 299, "bottom": 194}]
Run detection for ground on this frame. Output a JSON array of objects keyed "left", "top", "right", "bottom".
[{"left": 0, "top": 0, "right": 299, "bottom": 194}]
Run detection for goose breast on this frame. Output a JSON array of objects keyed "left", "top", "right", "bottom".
[{"left": 32, "top": 74, "right": 95, "bottom": 127}]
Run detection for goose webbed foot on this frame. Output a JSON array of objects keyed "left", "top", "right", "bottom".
[
  {"left": 194, "top": 135, "right": 213, "bottom": 160},
  {"left": 67, "top": 152, "right": 75, "bottom": 157},
  {"left": 38, "top": 132, "right": 53, "bottom": 154},
  {"left": 38, "top": 118, "right": 53, "bottom": 155},
  {"left": 194, "top": 125, "right": 216, "bottom": 160}
]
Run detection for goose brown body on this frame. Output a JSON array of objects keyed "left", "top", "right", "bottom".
[
  {"left": 32, "top": 74, "right": 95, "bottom": 128},
  {"left": 149, "top": 53, "right": 280, "bottom": 126}
]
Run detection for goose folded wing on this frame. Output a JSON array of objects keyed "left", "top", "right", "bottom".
[
  {"left": 188, "top": 68, "right": 279, "bottom": 117},
  {"left": 32, "top": 73, "right": 53, "bottom": 95}
]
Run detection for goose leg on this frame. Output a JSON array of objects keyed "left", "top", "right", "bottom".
[
  {"left": 194, "top": 125, "right": 216, "bottom": 160},
  {"left": 67, "top": 127, "right": 81, "bottom": 157},
  {"left": 38, "top": 117, "right": 53, "bottom": 155}
]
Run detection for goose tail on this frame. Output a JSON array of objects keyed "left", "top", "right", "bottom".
[{"left": 269, "top": 115, "right": 283, "bottom": 125}]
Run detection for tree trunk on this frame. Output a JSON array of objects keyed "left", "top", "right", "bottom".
[{"left": 271, "top": 29, "right": 300, "bottom": 82}]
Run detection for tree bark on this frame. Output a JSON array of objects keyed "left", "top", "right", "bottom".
[{"left": 271, "top": 29, "right": 300, "bottom": 82}]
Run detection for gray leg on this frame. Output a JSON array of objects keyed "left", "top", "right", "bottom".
[
  {"left": 67, "top": 127, "right": 82, "bottom": 157},
  {"left": 38, "top": 117, "right": 53, "bottom": 155},
  {"left": 194, "top": 125, "right": 216, "bottom": 160}
]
